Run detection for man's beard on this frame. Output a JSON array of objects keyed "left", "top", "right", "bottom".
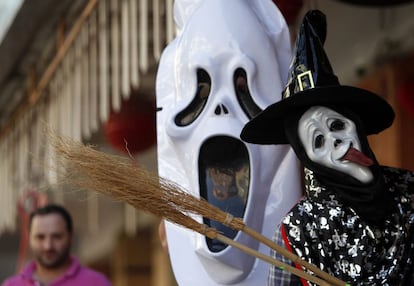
[{"left": 35, "top": 246, "right": 71, "bottom": 269}]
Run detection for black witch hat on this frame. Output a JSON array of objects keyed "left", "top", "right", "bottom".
[{"left": 241, "top": 10, "right": 394, "bottom": 145}]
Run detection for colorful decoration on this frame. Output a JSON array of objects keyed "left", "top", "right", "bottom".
[
  {"left": 272, "top": 0, "right": 304, "bottom": 25},
  {"left": 104, "top": 96, "right": 156, "bottom": 154},
  {"left": 396, "top": 80, "right": 414, "bottom": 117}
]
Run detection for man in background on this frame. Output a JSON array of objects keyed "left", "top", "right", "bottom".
[{"left": 2, "top": 204, "right": 111, "bottom": 286}]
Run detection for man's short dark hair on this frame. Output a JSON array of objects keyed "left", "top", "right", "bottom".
[{"left": 29, "top": 204, "right": 73, "bottom": 233}]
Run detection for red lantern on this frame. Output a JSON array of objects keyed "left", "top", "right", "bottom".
[
  {"left": 396, "top": 81, "right": 414, "bottom": 118},
  {"left": 104, "top": 97, "right": 156, "bottom": 154},
  {"left": 272, "top": 0, "right": 304, "bottom": 25}
]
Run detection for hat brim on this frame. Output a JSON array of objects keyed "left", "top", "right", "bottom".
[{"left": 241, "top": 85, "right": 395, "bottom": 145}]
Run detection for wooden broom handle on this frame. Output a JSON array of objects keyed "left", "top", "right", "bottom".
[
  {"left": 216, "top": 234, "right": 332, "bottom": 286},
  {"left": 242, "top": 226, "right": 349, "bottom": 286}
]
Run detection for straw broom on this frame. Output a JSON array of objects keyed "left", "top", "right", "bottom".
[{"left": 52, "top": 135, "right": 348, "bottom": 286}]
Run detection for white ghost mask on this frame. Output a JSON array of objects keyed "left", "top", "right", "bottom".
[
  {"left": 156, "top": 0, "right": 302, "bottom": 284},
  {"left": 298, "top": 106, "right": 374, "bottom": 183}
]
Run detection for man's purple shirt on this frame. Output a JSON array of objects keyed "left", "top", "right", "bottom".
[{"left": 1, "top": 257, "right": 111, "bottom": 286}]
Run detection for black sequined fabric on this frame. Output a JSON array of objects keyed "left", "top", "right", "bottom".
[{"left": 282, "top": 167, "right": 414, "bottom": 286}]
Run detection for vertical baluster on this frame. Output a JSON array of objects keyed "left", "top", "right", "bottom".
[
  {"left": 111, "top": 0, "right": 121, "bottom": 112},
  {"left": 5, "top": 134, "right": 14, "bottom": 231},
  {"left": 140, "top": 0, "right": 149, "bottom": 73},
  {"left": 5, "top": 139, "right": 10, "bottom": 231},
  {"left": 10, "top": 131, "right": 17, "bottom": 231},
  {"left": 51, "top": 75, "right": 64, "bottom": 202},
  {"left": 121, "top": 0, "right": 130, "bottom": 99},
  {"left": 39, "top": 101, "right": 46, "bottom": 183},
  {"left": 152, "top": 0, "right": 162, "bottom": 61},
  {"left": 33, "top": 104, "right": 42, "bottom": 185},
  {"left": 28, "top": 109, "right": 34, "bottom": 185},
  {"left": 5, "top": 134, "right": 11, "bottom": 231},
  {"left": 130, "top": 0, "right": 139, "bottom": 89},
  {"left": 17, "top": 115, "right": 23, "bottom": 192},
  {"left": 17, "top": 113, "right": 24, "bottom": 194},
  {"left": 10, "top": 129, "right": 18, "bottom": 228},
  {"left": 81, "top": 24, "right": 91, "bottom": 140},
  {"left": 20, "top": 112, "right": 29, "bottom": 190},
  {"left": 166, "top": 0, "right": 174, "bottom": 43},
  {"left": 99, "top": 0, "right": 110, "bottom": 123},
  {"left": 60, "top": 59, "right": 67, "bottom": 136},
  {"left": 61, "top": 53, "right": 72, "bottom": 137},
  {"left": 0, "top": 140, "right": 5, "bottom": 232},
  {"left": 47, "top": 77, "right": 58, "bottom": 186},
  {"left": 88, "top": 7, "right": 100, "bottom": 129},
  {"left": 73, "top": 38, "right": 82, "bottom": 142}
]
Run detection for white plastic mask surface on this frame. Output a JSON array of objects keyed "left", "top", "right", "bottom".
[
  {"left": 298, "top": 106, "right": 373, "bottom": 183},
  {"left": 156, "top": 0, "right": 302, "bottom": 284}
]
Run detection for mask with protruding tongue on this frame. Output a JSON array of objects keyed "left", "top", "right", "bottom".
[{"left": 342, "top": 147, "right": 374, "bottom": 166}]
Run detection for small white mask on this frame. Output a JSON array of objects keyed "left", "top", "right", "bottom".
[{"left": 298, "top": 106, "right": 373, "bottom": 183}]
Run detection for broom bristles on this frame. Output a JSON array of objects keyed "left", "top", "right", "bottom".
[
  {"left": 53, "top": 135, "right": 224, "bottom": 238},
  {"left": 51, "top": 134, "right": 347, "bottom": 286},
  {"left": 53, "top": 134, "right": 245, "bottom": 230}
]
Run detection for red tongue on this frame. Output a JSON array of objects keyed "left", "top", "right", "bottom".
[{"left": 342, "top": 147, "right": 374, "bottom": 166}]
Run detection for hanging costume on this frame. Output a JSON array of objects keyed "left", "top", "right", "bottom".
[{"left": 240, "top": 10, "right": 414, "bottom": 286}]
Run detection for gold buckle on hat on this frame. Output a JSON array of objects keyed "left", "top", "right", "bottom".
[{"left": 297, "top": 70, "right": 314, "bottom": 91}]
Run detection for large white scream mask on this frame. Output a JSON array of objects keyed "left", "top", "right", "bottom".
[
  {"left": 298, "top": 106, "right": 374, "bottom": 183},
  {"left": 156, "top": 0, "right": 302, "bottom": 284}
]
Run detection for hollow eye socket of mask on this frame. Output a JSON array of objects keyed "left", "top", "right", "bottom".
[
  {"left": 174, "top": 68, "right": 261, "bottom": 126},
  {"left": 234, "top": 68, "right": 262, "bottom": 119},
  {"left": 313, "top": 119, "right": 346, "bottom": 149},
  {"left": 175, "top": 68, "right": 211, "bottom": 126},
  {"left": 330, "top": 119, "right": 345, "bottom": 131}
]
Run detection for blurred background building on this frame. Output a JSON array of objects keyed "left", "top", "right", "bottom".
[{"left": 0, "top": 0, "right": 413, "bottom": 285}]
